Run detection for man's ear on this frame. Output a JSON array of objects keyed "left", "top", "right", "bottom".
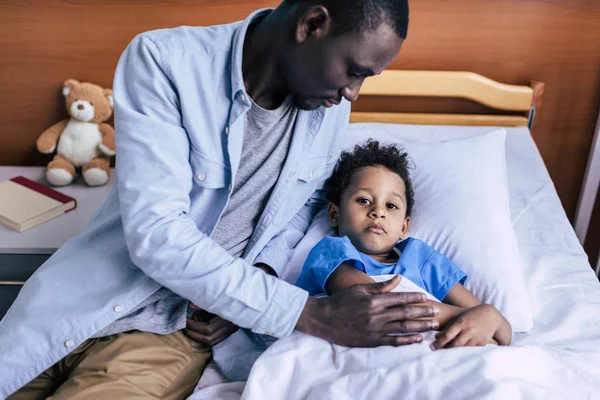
[
  {"left": 400, "top": 216, "right": 411, "bottom": 239},
  {"left": 295, "top": 5, "right": 332, "bottom": 43},
  {"left": 328, "top": 202, "right": 340, "bottom": 228}
]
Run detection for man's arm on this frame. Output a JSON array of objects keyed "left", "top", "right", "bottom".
[
  {"left": 113, "top": 34, "right": 307, "bottom": 338},
  {"left": 115, "top": 35, "right": 440, "bottom": 347},
  {"left": 253, "top": 192, "right": 327, "bottom": 277}
]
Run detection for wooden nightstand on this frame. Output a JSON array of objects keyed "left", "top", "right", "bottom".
[{"left": 0, "top": 166, "right": 113, "bottom": 318}]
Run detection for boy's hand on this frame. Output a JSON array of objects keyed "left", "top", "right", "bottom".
[{"left": 430, "top": 304, "right": 505, "bottom": 350}]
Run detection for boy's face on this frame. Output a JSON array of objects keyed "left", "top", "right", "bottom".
[{"left": 329, "top": 166, "right": 410, "bottom": 257}]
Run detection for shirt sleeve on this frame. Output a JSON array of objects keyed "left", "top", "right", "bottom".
[
  {"left": 253, "top": 189, "right": 328, "bottom": 277},
  {"left": 113, "top": 34, "right": 307, "bottom": 338},
  {"left": 419, "top": 246, "right": 467, "bottom": 302},
  {"left": 295, "top": 236, "right": 364, "bottom": 296}
]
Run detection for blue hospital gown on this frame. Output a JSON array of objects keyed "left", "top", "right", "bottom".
[{"left": 296, "top": 236, "right": 467, "bottom": 301}]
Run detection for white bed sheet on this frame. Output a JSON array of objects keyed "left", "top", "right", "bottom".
[{"left": 190, "top": 125, "right": 600, "bottom": 399}]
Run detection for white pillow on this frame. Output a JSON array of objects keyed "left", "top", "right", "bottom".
[{"left": 284, "top": 128, "right": 533, "bottom": 333}]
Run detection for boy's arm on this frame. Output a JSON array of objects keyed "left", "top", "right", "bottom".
[
  {"left": 415, "top": 284, "right": 480, "bottom": 331},
  {"left": 420, "top": 301, "right": 464, "bottom": 329},
  {"left": 443, "top": 282, "right": 482, "bottom": 308},
  {"left": 438, "top": 283, "right": 512, "bottom": 346},
  {"left": 325, "top": 263, "right": 376, "bottom": 294}
]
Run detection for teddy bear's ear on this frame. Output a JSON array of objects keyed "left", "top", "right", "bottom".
[
  {"left": 103, "top": 88, "right": 114, "bottom": 109},
  {"left": 62, "top": 79, "right": 79, "bottom": 97}
]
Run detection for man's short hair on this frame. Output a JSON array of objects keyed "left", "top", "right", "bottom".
[{"left": 286, "top": 0, "right": 409, "bottom": 39}]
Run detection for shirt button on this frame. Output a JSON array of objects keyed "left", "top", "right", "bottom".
[
  {"left": 197, "top": 173, "right": 206, "bottom": 181},
  {"left": 113, "top": 305, "right": 123, "bottom": 313},
  {"left": 264, "top": 215, "right": 272, "bottom": 225},
  {"left": 292, "top": 170, "right": 297, "bottom": 177},
  {"left": 239, "top": 93, "right": 247, "bottom": 103},
  {"left": 228, "top": 184, "right": 232, "bottom": 191},
  {"left": 225, "top": 126, "right": 229, "bottom": 135},
  {"left": 308, "top": 171, "right": 313, "bottom": 179},
  {"left": 64, "top": 340, "right": 74, "bottom": 348}
]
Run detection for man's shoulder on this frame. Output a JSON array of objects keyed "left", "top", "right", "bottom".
[{"left": 139, "top": 20, "right": 243, "bottom": 57}]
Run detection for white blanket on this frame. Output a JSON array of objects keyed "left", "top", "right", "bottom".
[
  {"left": 239, "top": 271, "right": 600, "bottom": 399},
  {"left": 190, "top": 126, "right": 600, "bottom": 400}
]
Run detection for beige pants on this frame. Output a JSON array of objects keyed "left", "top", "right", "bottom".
[{"left": 9, "top": 330, "right": 212, "bottom": 400}]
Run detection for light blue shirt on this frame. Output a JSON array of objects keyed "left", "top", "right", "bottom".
[
  {"left": 296, "top": 236, "right": 467, "bottom": 301},
  {"left": 0, "top": 9, "right": 350, "bottom": 397}
]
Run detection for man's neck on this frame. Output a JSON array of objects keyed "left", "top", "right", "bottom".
[{"left": 242, "top": 10, "right": 289, "bottom": 110}]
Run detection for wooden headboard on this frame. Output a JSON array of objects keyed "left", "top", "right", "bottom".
[
  {"left": 351, "top": 70, "right": 544, "bottom": 132},
  {"left": 1, "top": 0, "right": 599, "bottom": 224}
]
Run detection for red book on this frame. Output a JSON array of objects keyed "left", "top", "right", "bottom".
[{"left": 0, "top": 176, "right": 77, "bottom": 232}]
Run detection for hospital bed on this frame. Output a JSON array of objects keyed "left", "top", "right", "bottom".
[{"left": 188, "top": 70, "right": 600, "bottom": 399}]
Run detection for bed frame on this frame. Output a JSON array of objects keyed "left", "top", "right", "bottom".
[{"left": 350, "top": 70, "right": 545, "bottom": 134}]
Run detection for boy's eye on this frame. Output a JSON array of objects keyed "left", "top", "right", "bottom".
[
  {"left": 387, "top": 203, "right": 399, "bottom": 210},
  {"left": 357, "top": 197, "right": 371, "bottom": 205}
]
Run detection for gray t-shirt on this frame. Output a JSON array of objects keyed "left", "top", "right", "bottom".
[
  {"left": 211, "top": 95, "right": 297, "bottom": 257},
  {"left": 95, "top": 95, "right": 298, "bottom": 337}
]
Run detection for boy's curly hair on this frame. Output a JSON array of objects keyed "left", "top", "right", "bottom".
[{"left": 325, "top": 140, "right": 415, "bottom": 217}]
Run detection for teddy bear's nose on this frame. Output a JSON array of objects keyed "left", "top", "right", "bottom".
[{"left": 77, "top": 104, "right": 85, "bottom": 110}]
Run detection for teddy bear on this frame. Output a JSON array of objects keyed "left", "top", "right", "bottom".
[{"left": 36, "top": 79, "right": 115, "bottom": 186}]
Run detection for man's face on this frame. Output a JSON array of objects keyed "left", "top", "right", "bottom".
[
  {"left": 330, "top": 166, "right": 410, "bottom": 257},
  {"left": 281, "top": 22, "right": 403, "bottom": 110}
]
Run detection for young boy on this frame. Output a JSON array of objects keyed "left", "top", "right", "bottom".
[{"left": 296, "top": 140, "right": 512, "bottom": 349}]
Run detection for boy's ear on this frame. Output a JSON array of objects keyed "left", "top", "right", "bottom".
[
  {"left": 328, "top": 203, "right": 340, "bottom": 227},
  {"left": 400, "top": 216, "right": 411, "bottom": 239}
]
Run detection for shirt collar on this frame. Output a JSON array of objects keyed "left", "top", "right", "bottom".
[
  {"left": 394, "top": 237, "right": 411, "bottom": 252},
  {"left": 230, "top": 8, "right": 274, "bottom": 101}
]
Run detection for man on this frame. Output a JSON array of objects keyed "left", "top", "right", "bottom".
[{"left": 2, "top": 0, "right": 440, "bottom": 398}]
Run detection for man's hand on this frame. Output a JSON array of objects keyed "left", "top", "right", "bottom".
[
  {"left": 430, "top": 304, "right": 511, "bottom": 350},
  {"left": 184, "top": 303, "right": 240, "bottom": 348},
  {"left": 296, "top": 275, "right": 440, "bottom": 347},
  {"left": 254, "top": 262, "right": 277, "bottom": 277},
  {"left": 184, "top": 263, "right": 274, "bottom": 347}
]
